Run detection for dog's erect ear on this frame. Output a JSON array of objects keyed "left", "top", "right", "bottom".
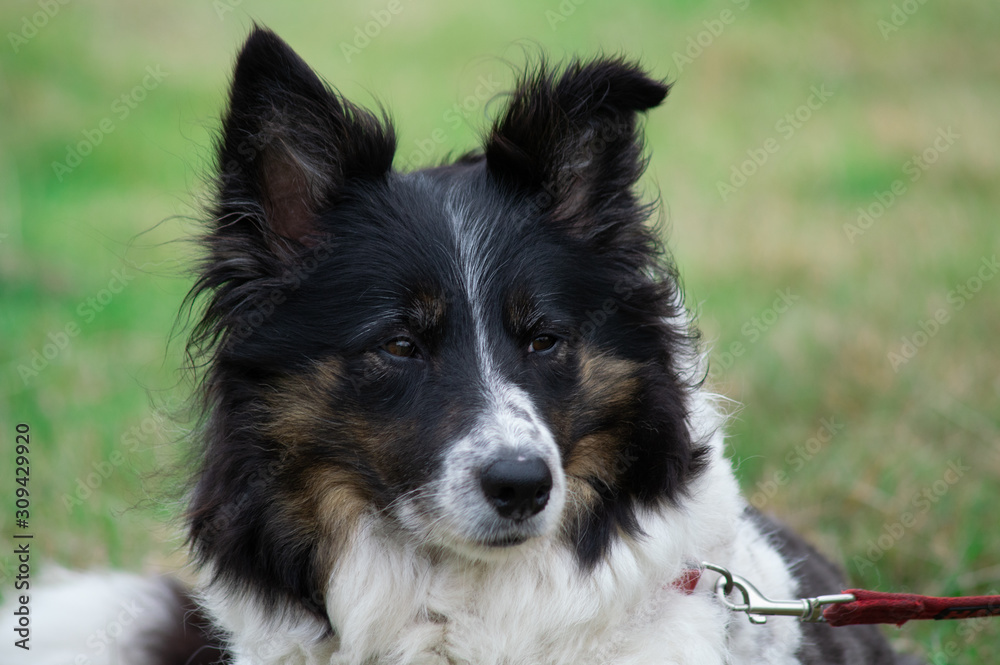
[
  {"left": 215, "top": 27, "right": 396, "bottom": 246},
  {"left": 485, "top": 58, "right": 668, "bottom": 236}
]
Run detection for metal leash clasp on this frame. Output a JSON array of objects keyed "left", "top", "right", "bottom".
[{"left": 701, "top": 562, "right": 855, "bottom": 624}]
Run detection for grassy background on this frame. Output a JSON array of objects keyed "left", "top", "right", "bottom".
[{"left": 2, "top": 0, "right": 998, "bottom": 660}]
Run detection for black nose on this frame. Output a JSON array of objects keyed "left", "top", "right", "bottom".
[{"left": 480, "top": 455, "right": 553, "bottom": 520}]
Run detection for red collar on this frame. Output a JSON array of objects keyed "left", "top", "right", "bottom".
[{"left": 672, "top": 568, "right": 703, "bottom": 595}]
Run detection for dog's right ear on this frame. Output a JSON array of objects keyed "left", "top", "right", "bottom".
[{"left": 214, "top": 27, "right": 396, "bottom": 249}]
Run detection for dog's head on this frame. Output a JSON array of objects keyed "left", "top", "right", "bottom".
[{"left": 187, "top": 27, "right": 706, "bottom": 620}]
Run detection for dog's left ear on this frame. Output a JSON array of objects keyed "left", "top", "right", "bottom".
[{"left": 485, "top": 58, "right": 668, "bottom": 237}]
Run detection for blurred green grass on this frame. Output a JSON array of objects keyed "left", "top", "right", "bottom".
[{"left": 1, "top": 0, "right": 998, "bottom": 660}]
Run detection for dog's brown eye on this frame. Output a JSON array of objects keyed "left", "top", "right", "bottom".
[
  {"left": 528, "top": 335, "right": 557, "bottom": 354},
  {"left": 383, "top": 338, "right": 417, "bottom": 358}
]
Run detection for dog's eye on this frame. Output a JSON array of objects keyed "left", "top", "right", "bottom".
[
  {"left": 528, "top": 335, "right": 558, "bottom": 354},
  {"left": 383, "top": 338, "right": 418, "bottom": 358}
]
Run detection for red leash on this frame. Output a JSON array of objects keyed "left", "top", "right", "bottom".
[
  {"left": 823, "top": 588, "right": 1000, "bottom": 627},
  {"left": 683, "top": 563, "right": 1000, "bottom": 627}
]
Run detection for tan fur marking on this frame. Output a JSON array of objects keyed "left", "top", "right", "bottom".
[
  {"left": 505, "top": 289, "right": 537, "bottom": 335},
  {"left": 575, "top": 351, "right": 642, "bottom": 414},
  {"left": 564, "top": 431, "right": 624, "bottom": 487},
  {"left": 410, "top": 290, "right": 446, "bottom": 334},
  {"left": 264, "top": 359, "right": 345, "bottom": 446},
  {"left": 300, "top": 468, "right": 371, "bottom": 582},
  {"left": 561, "top": 349, "right": 643, "bottom": 516},
  {"left": 263, "top": 358, "right": 374, "bottom": 586}
]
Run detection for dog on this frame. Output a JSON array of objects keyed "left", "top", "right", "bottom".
[{"left": 9, "top": 26, "right": 921, "bottom": 665}]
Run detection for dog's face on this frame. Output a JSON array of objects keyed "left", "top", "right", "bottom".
[{"left": 187, "top": 28, "right": 706, "bottom": 620}]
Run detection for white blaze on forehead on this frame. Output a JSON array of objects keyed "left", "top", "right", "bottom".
[
  {"left": 443, "top": 194, "right": 560, "bottom": 459},
  {"left": 445, "top": 195, "right": 500, "bottom": 384}
]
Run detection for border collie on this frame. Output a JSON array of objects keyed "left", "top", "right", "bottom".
[{"left": 10, "top": 27, "right": 920, "bottom": 665}]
